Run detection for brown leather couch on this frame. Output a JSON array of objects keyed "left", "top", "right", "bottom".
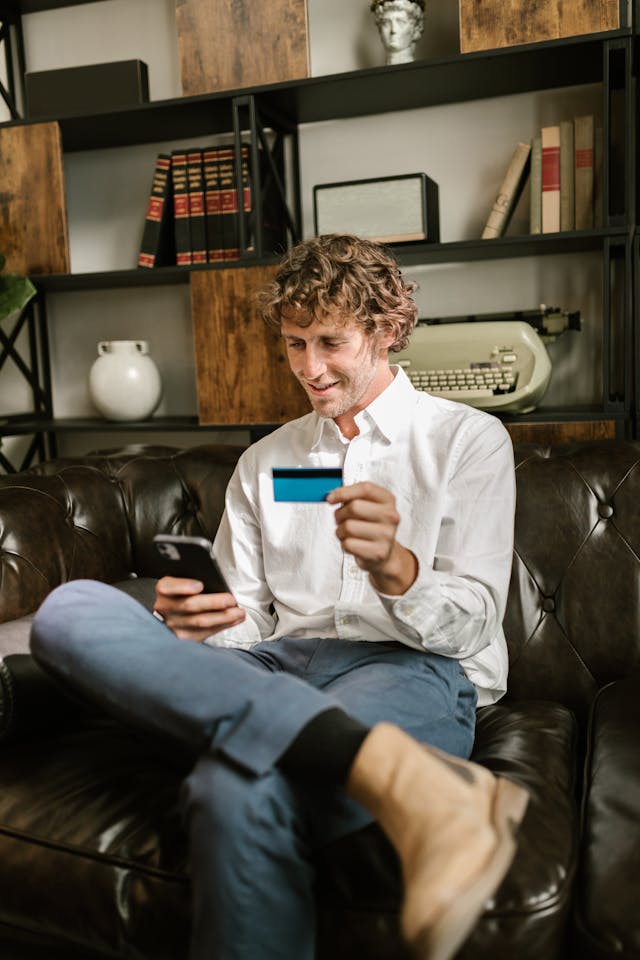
[{"left": 0, "top": 439, "right": 638, "bottom": 960}]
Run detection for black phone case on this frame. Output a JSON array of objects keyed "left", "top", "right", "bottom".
[{"left": 153, "top": 537, "right": 230, "bottom": 593}]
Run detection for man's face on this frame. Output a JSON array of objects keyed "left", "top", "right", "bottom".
[{"left": 281, "top": 312, "right": 394, "bottom": 422}]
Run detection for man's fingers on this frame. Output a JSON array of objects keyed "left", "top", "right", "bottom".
[
  {"left": 156, "top": 575, "right": 204, "bottom": 596},
  {"left": 335, "top": 517, "right": 394, "bottom": 543},
  {"left": 326, "top": 481, "right": 390, "bottom": 505},
  {"left": 156, "top": 576, "right": 236, "bottom": 608},
  {"left": 169, "top": 605, "right": 246, "bottom": 635}
]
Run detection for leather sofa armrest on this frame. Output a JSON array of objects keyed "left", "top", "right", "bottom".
[
  {"left": 0, "top": 654, "right": 92, "bottom": 745},
  {"left": 574, "top": 667, "right": 640, "bottom": 958}
]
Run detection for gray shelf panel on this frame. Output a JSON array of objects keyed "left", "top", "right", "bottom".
[
  {"left": 2, "top": 29, "right": 628, "bottom": 151},
  {"left": 30, "top": 229, "right": 630, "bottom": 293},
  {"left": 0, "top": 417, "right": 256, "bottom": 435},
  {"left": 32, "top": 257, "right": 282, "bottom": 293},
  {"left": 7, "top": 1, "right": 104, "bottom": 11},
  {"left": 0, "top": 409, "right": 626, "bottom": 438}
]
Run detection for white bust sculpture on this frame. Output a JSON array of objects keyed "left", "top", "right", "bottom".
[{"left": 371, "top": 0, "right": 425, "bottom": 66}]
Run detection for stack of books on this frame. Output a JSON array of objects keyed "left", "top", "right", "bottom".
[
  {"left": 137, "top": 144, "right": 285, "bottom": 269},
  {"left": 481, "top": 114, "right": 599, "bottom": 240}
]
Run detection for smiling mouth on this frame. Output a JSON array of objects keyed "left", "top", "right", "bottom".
[{"left": 306, "top": 381, "right": 339, "bottom": 395}]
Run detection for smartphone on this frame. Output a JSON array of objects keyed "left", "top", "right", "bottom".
[
  {"left": 272, "top": 467, "right": 343, "bottom": 502},
  {"left": 152, "top": 534, "right": 231, "bottom": 594}
]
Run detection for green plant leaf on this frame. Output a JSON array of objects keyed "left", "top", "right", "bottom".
[{"left": 0, "top": 272, "right": 37, "bottom": 322}]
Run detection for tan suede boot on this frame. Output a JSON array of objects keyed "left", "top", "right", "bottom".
[{"left": 346, "top": 722, "right": 529, "bottom": 960}]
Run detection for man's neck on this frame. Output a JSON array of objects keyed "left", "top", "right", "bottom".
[{"left": 332, "top": 365, "right": 396, "bottom": 440}]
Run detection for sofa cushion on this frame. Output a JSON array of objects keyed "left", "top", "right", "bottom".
[
  {"left": 0, "top": 724, "right": 191, "bottom": 958},
  {"left": 0, "top": 612, "right": 33, "bottom": 658},
  {"left": 315, "top": 700, "right": 578, "bottom": 960},
  {"left": 0, "top": 579, "right": 158, "bottom": 745},
  {"left": 0, "top": 577, "right": 158, "bottom": 659},
  {"left": 0, "top": 698, "right": 577, "bottom": 960},
  {"left": 574, "top": 670, "right": 640, "bottom": 960}
]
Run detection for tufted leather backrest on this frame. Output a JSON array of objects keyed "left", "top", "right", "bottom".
[
  {"left": 504, "top": 440, "right": 640, "bottom": 721},
  {"left": 0, "top": 438, "right": 638, "bottom": 718},
  {"left": 0, "top": 444, "right": 244, "bottom": 624}
]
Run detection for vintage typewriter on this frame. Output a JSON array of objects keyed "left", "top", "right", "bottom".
[{"left": 394, "top": 307, "right": 580, "bottom": 414}]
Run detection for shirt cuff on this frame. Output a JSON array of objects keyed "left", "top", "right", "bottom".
[{"left": 203, "top": 614, "right": 262, "bottom": 650}]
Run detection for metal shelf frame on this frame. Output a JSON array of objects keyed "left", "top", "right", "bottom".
[
  {"left": 0, "top": 294, "right": 55, "bottom": 471},
  {"left": 0, "top": 2, "right": 25, "bottom": 118},
  {"left": 0, "top": 18, "right": 638, "bottom": 467}
]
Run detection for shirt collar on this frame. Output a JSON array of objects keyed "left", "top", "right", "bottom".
[{"left": 309, "top": 365, "right": 417, "bottom": 449}]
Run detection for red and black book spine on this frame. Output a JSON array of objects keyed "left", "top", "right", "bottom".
[
  {"left": 171, "top": 149, "right": 192, "bottom": 266},
  {"left": 204, "top": 146, "right": 225, "bottom": 262},
  {"left": 218, "top": 144, "right": 252, "bottom": 260},
  {"left": 187, "top": 147, "right": 207, "bottom": 265},
  {"left": 137, "top": 153, "right": 174, "bottom": 268}
]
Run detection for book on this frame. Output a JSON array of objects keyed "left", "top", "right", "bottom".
[
  {"left": 137, "top": 153, "right": 175, "bottom": 268},
  {"left": 481, "top": 141, "right": 531, "bottom": 239},
  {"left": 203, "top": 142, "right": 286, "bottom": 263},
  {"left": 541, "top": 125, "right": 561, "bottom": 233},
  {"left": 203, "top": 146, "right": 225, "bottom": 262},
  {"left": 559, "top": 119, "right": 575, "bottom": 231},
  {"left": 529, "top": 135, "right": 542, "bottom": 234},
  {"left": 186, "top": 147, "right": 207, "bottom": 265},
  {"left": 574, "top": 114, "right": 594, "bottom": 231},
  {"left": 218, "top": 144, "right": 252, "bottom": 260},
  {"left": 171, "top": 149, "right": 192, "bottom": 266}
]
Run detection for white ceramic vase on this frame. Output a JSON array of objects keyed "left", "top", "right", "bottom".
[{"left": 88, "top": 340, "right": 162, "bottom": 421}]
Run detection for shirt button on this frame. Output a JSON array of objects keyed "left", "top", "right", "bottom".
[
  {"left": 341, "top": 615, "right": 354, "bottom": 625},
  {"left": 401, "top": 605, "right": 414, "bottom": 616}
]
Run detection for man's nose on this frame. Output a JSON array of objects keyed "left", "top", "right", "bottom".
[{"left": 301, "top": 347, "right": 326, "bottom": 379}]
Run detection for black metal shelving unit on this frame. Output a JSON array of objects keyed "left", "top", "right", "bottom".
[{"left": 0, "top": 5, "right": 637, "bottom": 469}]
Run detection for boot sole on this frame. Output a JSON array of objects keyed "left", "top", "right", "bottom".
[{"left": 406, "top": 776, "right": 529, "bottom": 960}]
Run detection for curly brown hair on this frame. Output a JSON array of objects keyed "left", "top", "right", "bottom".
[{"left": 258, "top": 234, "right": 418, "bottom": 352}]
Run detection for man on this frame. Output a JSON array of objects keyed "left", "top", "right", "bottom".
[{"left": 31, "top": 234, "right": 528, "bottom": 960}]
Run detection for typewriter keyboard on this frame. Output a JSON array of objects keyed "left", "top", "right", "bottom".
[{"left": 406, "top": 362, "right": 519, "bottom": 401}]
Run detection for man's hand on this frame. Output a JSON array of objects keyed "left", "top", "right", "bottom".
[
  {"left": 326, "top": 482, "right": 418, "bottom": 596},
  {"left": 153, "top": 577, "right": 246, "bottom": 642}
]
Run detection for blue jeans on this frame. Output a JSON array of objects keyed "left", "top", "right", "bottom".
[{"left": 31, "top": 580, "right": 477, "bottom": 960}]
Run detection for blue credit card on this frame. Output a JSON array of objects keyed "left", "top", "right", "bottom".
[{"left": 272, "top": 467, "right": 343, "bottom": 502}]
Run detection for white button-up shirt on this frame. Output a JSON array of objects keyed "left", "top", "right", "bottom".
[{"left": 211, "top": 366, "right": 515, "bottom": 706}]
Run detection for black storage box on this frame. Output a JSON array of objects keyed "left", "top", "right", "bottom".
[
  {"left": 313, "top": 173, "right": 440, "bottom": 244},
  {"left": 25, "top": 59, "right": 149, "bottom": 118}
]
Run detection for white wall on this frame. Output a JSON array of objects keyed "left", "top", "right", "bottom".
[{"left": 0, "top": 0, "right": 604, "bottom": 460}]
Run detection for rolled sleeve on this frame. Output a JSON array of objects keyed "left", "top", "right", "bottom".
[{"left": 379, "top": 415, "right": 515, "bottom": 662}]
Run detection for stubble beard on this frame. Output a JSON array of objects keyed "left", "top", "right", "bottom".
[{"left": 304, "top": 343, "right": 381, "bottom": 420}]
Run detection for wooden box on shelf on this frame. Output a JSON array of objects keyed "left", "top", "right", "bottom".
[
  {"left": 458, "top": 0, "right": 619, "bottom": 53},
  {"left": 191, "top": 266, "right": 309, "bottom": 426},
  {"left": 175, "top": 0, "right": 309, "bottom": 96},
  {"left": 0, "top": 121, "right": 70, "bottom": 276}
]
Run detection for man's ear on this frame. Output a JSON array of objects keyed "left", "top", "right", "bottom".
[{"left": 378, "top": 328, "right": 397, "bottom": 352}]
